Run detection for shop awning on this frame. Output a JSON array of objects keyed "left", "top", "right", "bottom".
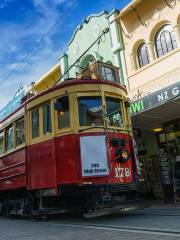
[{"left": 130, "top": 82, "right": 180, "bottom": 130}]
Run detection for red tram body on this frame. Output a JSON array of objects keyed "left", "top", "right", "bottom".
[{"left": 0, "top": 63, "right": 144, "bottom": 218}]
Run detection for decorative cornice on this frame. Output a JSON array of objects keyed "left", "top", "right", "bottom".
[{"left": 67, "top": 11, "right": 109, "bottom": 46}]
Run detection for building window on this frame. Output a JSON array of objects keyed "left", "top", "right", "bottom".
[
  {"left": 78, "top": 96, "right": 103, "bottom": 126},
  {"left": 137, "top": 43, "right": 150, "bottom": 68},
  {"left": 43, "top": 102, "right": 52, "bottom": 135},
  {"left": 31, "top": 108, "right": 39, "bottom": 139},
  {"left": 57, "top": 96, "right": 70, "bottom": 129},
  {"left": 105, "top": 97, "right": 123, "bottom": 128},
  {"left": 0, "top": 130, "right": 4, "bottom": 155},
  {"left": 16, "top": 117, "right": 25, "bottom": 146},
  {"left": 5, "top": 124, "right": 14, "bottom": 151},
  {"left": 155, "top": 24, "right": 177, "bottom": 58}
]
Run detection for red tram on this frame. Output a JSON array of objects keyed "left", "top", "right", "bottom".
[{"left": 0, "top": 62, "right": 144, "bottom": 218}]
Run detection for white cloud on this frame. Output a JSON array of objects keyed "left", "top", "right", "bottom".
[{"left": 0, "top": 0, "right": 76, "bottom": 109}]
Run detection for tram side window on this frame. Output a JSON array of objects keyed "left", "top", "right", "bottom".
[
  {"left": 31, "top": 108, "right": 39, "bottom": 138},
  {"left": 16, "top": 117, "right": 25, "bottom": 146},
  {"left": 0, "top": 130, "right": 4, "bottom": 155},
  {"left": 78, "top": 96, "right": 103, "bottom": 126},
  {"left": 106, "top": 97, "right": 123, "bottom": 127},
  {"left": 43, "top": 102, "right": 52, "bottom": 135},
  {"left": 5, "top": 124, "right": 14, "bottom": 151},
  {"left": 57, "top": 96, "right": 70, "bottom": 129}
]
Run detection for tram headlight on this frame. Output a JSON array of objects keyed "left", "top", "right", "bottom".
[{"left": 115, "top": 149, "right": 130, "bottom": 163}]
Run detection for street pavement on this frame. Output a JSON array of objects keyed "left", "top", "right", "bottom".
[{"left": 0, "top": 207, "right": 180, "bottom": 240}]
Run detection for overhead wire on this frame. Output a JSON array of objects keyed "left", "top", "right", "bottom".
[{"left": 0, "top": 0, "right": 77, "bottom": 88}]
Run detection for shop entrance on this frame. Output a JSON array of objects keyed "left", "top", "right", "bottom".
[{"left": 158, "top": 120, "right": 180, "bottom": 202}]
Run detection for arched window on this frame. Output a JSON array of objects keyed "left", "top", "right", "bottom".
[
  {"left": 155, "top": 24, "right": 177, "bottom": 58},
  {"left": 137, "top": 43, "right": 150, "bottom": 68}
]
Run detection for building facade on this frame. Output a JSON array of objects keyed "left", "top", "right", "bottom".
[
  {"left": 117, "top": 0, "right": 180, "bottom": 201},
  {"left": 59, "top": 10, "right": 129, "bottom": 87}
]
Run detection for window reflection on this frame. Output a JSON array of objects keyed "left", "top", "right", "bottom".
[
  {"left": 0, "top": 131, "right": 4, "bottom": 155},
  {"left": 106, "top": 97, "right": 123, "bottom": 127},
  {"left": 137, "top": 43, "right": 150, "bottom": 68},
  {"left": 16, "top": 117, "right": 25, "bottom": 146},
  {"left": 78, "top": 96, "right": 103, "bottom": 126},
  {"left": 31, "top": 108, "right": 39, "bottom": 139},
  {"left": 6, "top": 124, "right": 14, "bottom": 151},
  {"left": 155, "top": 25, "right": 177, "bottom": 58},
  {"left": 43, "top": 102, "right": 52, "bottom": 135},
  {"left": 101, "top": 66, "right": 116, "bottom": 82}
]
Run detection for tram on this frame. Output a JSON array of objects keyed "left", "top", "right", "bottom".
[{"left": 0, "top": 62, "right": 144, "bottom": 218}]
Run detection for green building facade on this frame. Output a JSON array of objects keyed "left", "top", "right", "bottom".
[{"left": 59, "top": 10, "right": 128, "bottom": 88}]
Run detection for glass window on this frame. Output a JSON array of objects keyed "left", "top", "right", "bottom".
[
  {"left": 16, "top": 117, "right": 25, "bottom": 146},
  {"left": 0, "top": 130, "right": 4, "bottom": 155},
  {"left": 43, "top": 102, "right": 52, "bottom": 135},
  {"left": 137, "top": 43, "right": 150, "bottom": 68},
  {"left": 57, "top": 96, "right": 70, "bottom": 129},
  {"left": 31, "top": 108, "right": 39, "bottom": 138},
  {"left": 155, "top": 25, "right": 177, "bottom": 58},
  {"left": 106, "top": 97, "right": 123, "bottom": 127},
  {"left": 5, "top": 124, "right": 14, "bottom": 151},
  {"left": 101, "top": 66, "right": 116, "bottom": 82},
  {"left": 78, "top": 96, "right": 103, "bottom": 126}
]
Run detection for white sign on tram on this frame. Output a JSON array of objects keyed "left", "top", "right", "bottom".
[{"left": 80, "top": 135, "right": 109, "bottom": 177}]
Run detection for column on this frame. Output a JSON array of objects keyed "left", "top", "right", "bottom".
[
  {"left": 174, "top": 24, "right": 180, "bottom": 48},
  {"left": 130, "top": 52, "right": 137, "bottom": 72},
  {"left": 147, "top": 42, "right": 156, "bottom": 62}
]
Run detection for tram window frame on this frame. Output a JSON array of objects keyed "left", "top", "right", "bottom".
[
  {"left": 0, "top": 130, "right": 4, "bottom": 155},
  {"left": 56, "top": 95, "right": 71, "bottom": 130},
  {"left": 78, "top": 96, "right": 103, "bottom": 127},
  {"left": 43, "top": 101, "right": 52, "bottom": 135},
  {"left": 5, "top": 124, "right": 14, "bottom": 152},
  {"left": 15, "top": 117, "right": 25, "bottom": 147},
  {"left": 105, "top": 96, "right": 124, "bottom": 128},
  {"left": 31, "top": 107, "right": 40, "bottom": 139}
]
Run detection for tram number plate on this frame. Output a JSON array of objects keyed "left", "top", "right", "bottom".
[{"left": 115, "top": 167, "right": 131, "bottom": 178}]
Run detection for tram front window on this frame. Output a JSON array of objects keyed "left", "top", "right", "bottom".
[
  {"left": 106, "top": 97, "right": 123, "bottom": 128},
  {"left": 78, "top": 96, "right": 103, "bottom": 126}
]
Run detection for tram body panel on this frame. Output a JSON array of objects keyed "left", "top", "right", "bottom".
[
  {"left": 55, "top": 134, "right": 80, "bottom": 184},
  {"left": 28, "top": 138, "right": 56, "bottom": 190},
  {"left": 0, "top": 148, "right": 26, "bottom": 190}
]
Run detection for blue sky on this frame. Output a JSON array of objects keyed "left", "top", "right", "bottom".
[{"left": 0, "top": 0, "right": 131, "bottom": 109}]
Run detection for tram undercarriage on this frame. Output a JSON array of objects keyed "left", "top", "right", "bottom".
[{"left": 0, "top": 183, "right": 147, "bottom": 219}]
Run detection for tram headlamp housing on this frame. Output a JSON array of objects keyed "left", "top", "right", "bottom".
[
  {"left": 111, "top": 138, "right": 127, "bottom": 147},
  {"left": 115, "top": 149, "right": 130, "bottom": 163}
]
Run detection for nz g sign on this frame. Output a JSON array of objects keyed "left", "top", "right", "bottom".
[{"left": 130, "top": 82, "right": 180, "bottom": 116}]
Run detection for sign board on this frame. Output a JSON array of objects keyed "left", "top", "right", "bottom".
[
  {"left": 130, "top": 82, "right": 180, "bottom": 116},
  {"left": 80, "top": 135, "right": 109, "bottom": 177}
]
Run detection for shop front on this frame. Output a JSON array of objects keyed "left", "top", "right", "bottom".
[{"left": 130, "top": 82, "right": 180, "bottom": 202}]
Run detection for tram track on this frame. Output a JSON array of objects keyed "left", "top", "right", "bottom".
[{"left": 36, "top": 220, "right": 180, "bottom": 237}]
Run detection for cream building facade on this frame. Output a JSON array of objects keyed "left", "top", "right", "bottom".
[{"left": 117, "top": 0, "right": 180, "bottom": 201}]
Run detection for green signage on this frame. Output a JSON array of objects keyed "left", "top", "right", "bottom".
[{"left": 130, "top": 100, "right": 144, "bottom": 115}]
